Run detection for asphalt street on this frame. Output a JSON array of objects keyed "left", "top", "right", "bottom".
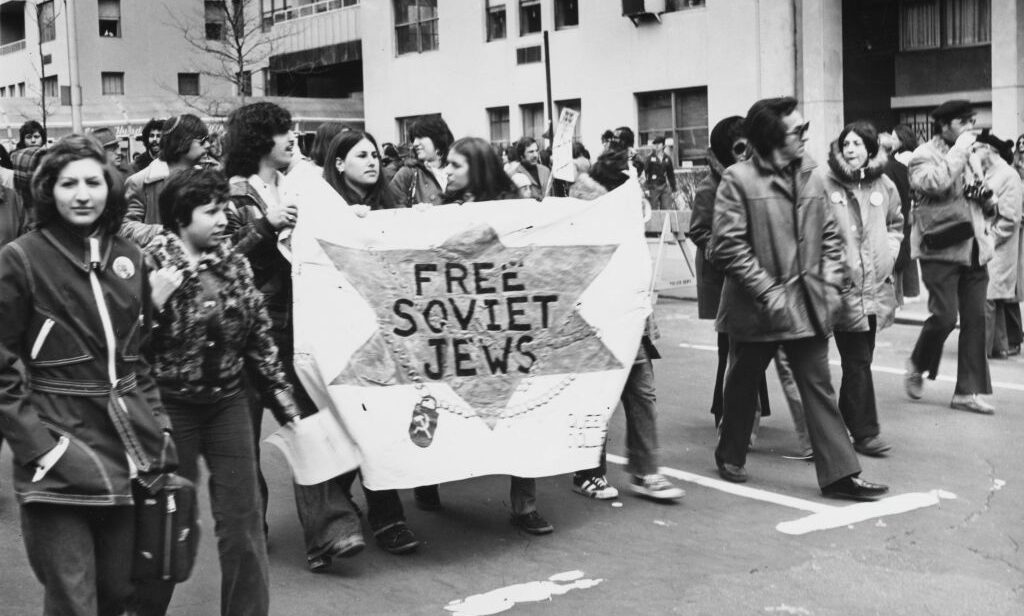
[{"left": 1, "top": 297, "right": 1021, "bottom": 615}]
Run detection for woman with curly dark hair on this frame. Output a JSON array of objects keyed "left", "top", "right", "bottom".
[
  {"left": 224, "top": 102, "right": 364, "bottom": 573},
  {"left": 16, "top": 120, "right": 46, "bottom": 150},
  {"left": 0, "top": 135, "right": 176, "bottom": 615},
  {"left": 384, "top": 115, "right": 454, "bottom": 208}
]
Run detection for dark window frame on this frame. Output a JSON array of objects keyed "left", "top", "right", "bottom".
[
  {"left": 177, "top": 72, "right": 200, "bottom": 96},
  {"left": 519, "top": 0, "right": 542, "bottom": 36},
  {"left": 394, "top": 0, "right": 439, "bottom": 55},
  {"left": 486, "top": 1, "right": 507, "bottom": 41}
]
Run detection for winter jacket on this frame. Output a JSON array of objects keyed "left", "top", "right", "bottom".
[
  {"left": 642, "top": 153, "right": 677, "bottom": 191},
  {"left": 982, "top": 159, "right": 1023, "bottom": 300},
  {"left": 507, "top": 161, "right": 552, "bottom": 201},
  {"left": 121, "top": 159, "right": 171, "bottom": 247},
  {"left": 687, "top": 148, "right": 727, "bottom": 320},
  {"left": 0, "top": 184, "right": 28, "bottom": 248},
  {"left": 384, "top": 160, "right": 446, "bottom": 208},
  {"left": 143, "top": 231, "right": 300, "bottom": 424},
  {"left": 819, "top": 143, "right": 904, "bottom": 332},
  {"left": 0, "top": 224, "right": 176, "bottom": 506},
  {"left": 711, "top": 153, "right": 845, "bottom": 342},
  {"left": 225, "top": 175, "right": 293, "bottom": 330},
  {"left": 908, "top": 136, "right": 994, "bottom": 265}
]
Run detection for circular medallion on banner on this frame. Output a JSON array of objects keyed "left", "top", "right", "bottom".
[
  {"left": 830, "top": 191, "right": 844, "bottom": 204},
  {"left": 113, "top": 256, "right": 136, "bottom": 280},
  {"left": 870, "top": 191, "right": 884, "bottom": 206}
]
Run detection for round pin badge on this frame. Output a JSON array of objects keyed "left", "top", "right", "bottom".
[
  {"left": 112, "top": 256, "right": 136, "bottom": 280},
  {"left": 830, "top": 191, "right": 844, "bottom": 204},
  {"left": 870, "top": 191, "right": 884, "bottom": 206}
]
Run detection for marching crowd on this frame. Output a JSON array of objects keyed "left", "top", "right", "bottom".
[{"left": 0, "top": 93, "right": 1020, "bottom": 615}]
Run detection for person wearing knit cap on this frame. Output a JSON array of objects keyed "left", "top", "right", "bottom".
[{"left": 904, "top": 99, "right": 997, "bottom": 414}]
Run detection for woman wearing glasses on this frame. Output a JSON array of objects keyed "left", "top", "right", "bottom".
[{"left": 121, "top": 114, "right": 210, "bottom": 247}]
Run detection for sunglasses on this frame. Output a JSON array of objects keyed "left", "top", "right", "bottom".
[{"left": 785, "top": 122, "right": 810, "bottom": 139}]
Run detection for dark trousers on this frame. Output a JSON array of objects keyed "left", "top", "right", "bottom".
[
  {"left": 833, "top": 316, "right": 880, "bottom": 441},
  {"left": 363, "top": 485, "right": 407, "bottom": 535},
  {"left": 21, "top": 504, "right": 136, "bottom": 616},
  {"left": 711, "top": 332, "right": 770, "bottom": 426},
  {"left": 911, "top": 260, "right": 992, "bottom": 394},
  {"left": 986, "top": 299, "right": 1010, "bottom": 355},
  {"left": 716, "top": 336, "right": 861, "bottom": 488},
  {"left": 1006, "top": 302, "right": 1023, "bottom": 347},
  {"left": 139, "top": 391, "right": 270, "bottom": 616}
]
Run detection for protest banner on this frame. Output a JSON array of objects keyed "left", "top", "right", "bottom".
[
  {"left": 550, "top": 107, "right": 580, "bottom": 184},
  {"left": 287, "top": 177, "right": 652, "bottom": 489}
]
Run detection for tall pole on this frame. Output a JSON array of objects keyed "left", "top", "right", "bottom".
[
  {"left": 64, "top": 0, "right": 83, "bottom": 133},
  {"left": 543, "top": 30, "right": 553, "bottom": 136}
]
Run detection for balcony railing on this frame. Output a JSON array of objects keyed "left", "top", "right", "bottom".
[
  {"left": 262, "top": 0, "right": 358, "bottom": 30},
  {"left": 0, "top": 39, "right": 26, "bottom": 56}
]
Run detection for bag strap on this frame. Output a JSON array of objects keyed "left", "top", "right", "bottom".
[{"left": 86, "top": 237, "right": 152, "bottom": 474}]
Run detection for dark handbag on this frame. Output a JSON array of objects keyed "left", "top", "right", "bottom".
[
  {"left": 915, "top": 200, "right": 975, "bottom": 250},
  {"left": 131, "top": 473, "right": 200, "bottom": 582}
]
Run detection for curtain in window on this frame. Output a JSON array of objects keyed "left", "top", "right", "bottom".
[
  {"left": 945, "top": 0, "right": 990, "bottom": 47},
  {"left": 899, "top": 0, "right": 940, "bottom": 50}
]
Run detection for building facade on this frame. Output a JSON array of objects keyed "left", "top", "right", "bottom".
[{"left": 0, "top": 0, "right": 364, "bottom": 152}]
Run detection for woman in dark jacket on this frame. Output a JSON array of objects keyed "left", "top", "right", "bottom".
[
  {"left": 139, "top": 168, "right": 301, "bottom": 614},
  {"left": 321, "top": 130, "right": 423, "bottom": 555},
  {"left": 383, "top": 116, "right": 453, "bottom": 208},
  {"left": 0, "top": 135, "right": 176, "bottom": 615}
]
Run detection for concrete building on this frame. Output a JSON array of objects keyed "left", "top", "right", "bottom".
[
  {"left": 361, "top": 0, "right": 1023, "bottom": 164},
  {"left": 0, "top": 0, "right": 364, "bottom": 153}
]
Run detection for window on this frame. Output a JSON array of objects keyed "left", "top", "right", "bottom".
[
  {"left": 38, "top": 1, "right": 57, "bottom": 43},
  {"left": 178, "top": 73, "right": 200, "bottom": 96},
  {"left": 664, "top": 0, "right": 706, "bottom": 11},
  {"left": 515, "top": 45, "right": 541, "bottom": 64},
  {"left": 18, "top": 82, "right": 25, "bottom": 97},
  {"left": 0, "top": 88, "right": 6, "bottom": 99},
  {"left": 397, "top": 113, "right": 441, "bottom": 144},
  {"left": 98, "top": 0, "right": 121, "bottom": 37},
  {"left": 554, "top": 0, "right": 578, "bottom": 29},
  {"left": 486, "top": 2, "right": 506, "bottom": 41},
  {"left": 101, "top": 72, "right": 124, "bottom": 95},
  {"left": 899, "top": 0, "right": 989, "bottom": 50},
  {"left": 488, "top": 106, "right": 510, "bottom": 149},
  {"left": 206, "top": 1, "right": 226, "bottom": 41},
  {"left": 237, "top": 70, "right": 253, "bottom": 96},
  {"left": 519, "top": 0, "right": 541, "bottom": 35},
  {"left": 520, "top": 103, "right": 545, "bottom": 143},
  {"left": 42, "top": 75, "right": 58, "bottom": 98},
  {"left": 394, "top": 0, "right": 439, "bottom": 55},
  {"left": 637, "top": 87, "right": 708, "bottom": 163}
]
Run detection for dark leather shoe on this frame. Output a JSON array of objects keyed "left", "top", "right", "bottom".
[
  {"left": 717, "top": 463, "right": 748, "bottom": 483},
  {"left": 853, "top": 436, "right": 891, "bottom": 457},
  {"left": 821, "top": 476, "right": 889, "bottom": 501}
]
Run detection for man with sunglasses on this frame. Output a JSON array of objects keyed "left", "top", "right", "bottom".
[
  {"left": 904, "top": 99, "right": 997, "bottom": 414},
  {"left": 711, "top": 96, "right": 889, "bottom": 501}
]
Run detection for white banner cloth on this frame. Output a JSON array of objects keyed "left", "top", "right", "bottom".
[{"left": 289, "top": 177, "right": 651, "bottom": 489}]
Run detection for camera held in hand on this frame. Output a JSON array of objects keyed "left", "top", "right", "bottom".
[{"left": 963, "top": 180, "right": 996, "bottom": 215}]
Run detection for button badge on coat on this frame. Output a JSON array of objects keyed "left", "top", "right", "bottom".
[
  {"left": 830, "top": 191, "right": 844, "bottom": 205},
  {"left": 113, "top": 256, "right": 135, "bottom": 279},
  {"left": 869, "top": 191, "right": 884, "bottom": 206}
]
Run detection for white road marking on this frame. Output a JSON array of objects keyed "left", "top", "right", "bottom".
[
  {"left": 444, "top": 570, "right": 602, "bottom": 616},
  {"left": 606, "top": 454, "right": 956, "bottom": 534},
  {"left": 678, "top": 343, "right": 1024, "bottom": 392}
]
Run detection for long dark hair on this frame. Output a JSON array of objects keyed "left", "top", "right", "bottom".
[
  {"left": 31, "top": 134, "right": 127, "bottom": 235},
  {"left": 309, "top": 122, "right": 350, "bottom": 167},
  {"left": 322, "top": 131, "right": 386, "bottom": 208},
  {"left": 17, "top": 120, "right": 46, "bottom": 149},
  {"left": 159, "top": 114, "right": 209, "bottom": 164},
  {"left": 223, "top": 102, "right": 292, "bottom": 178},
  {"left": 443, "top": 137, "right": 517, "bottom": 203}
]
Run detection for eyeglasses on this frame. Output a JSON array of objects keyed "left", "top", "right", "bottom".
[{"left": 785, "top": 122, "right": 811, "bottom": 139}]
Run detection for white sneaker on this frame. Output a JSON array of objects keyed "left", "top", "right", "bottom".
[
  {"left": 950, "top": 393, "right": 995, "bottom": 415},
  {"left": 630, "top": 474, "right": 684, "bottom": 501},
  {"left": 572, "top": 475, "right": 619, "bottom": 500}
]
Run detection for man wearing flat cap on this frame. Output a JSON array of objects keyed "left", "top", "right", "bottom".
[
  {"left": 90, "top": 126, "right": 130, "bottom": 188},
  {"left": 904, "top": 100, "right": 997, "bottom": 414}
]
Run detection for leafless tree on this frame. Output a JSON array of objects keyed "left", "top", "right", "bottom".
[{"left": 161, "top": 0, "right": 292, "bottom": 117}]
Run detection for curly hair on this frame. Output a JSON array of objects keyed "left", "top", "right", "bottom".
[
  {"left": 141, "top": 118, "right": 165, "bottom": 149},
  {"left": 408, "top": 116, "right": 454, "bottom": 161},
  {"left": 159, "top": 114, "right": 209, "bottom": 164},
  {"left": 223, "top": 102, "right": 292, "bottom": 178},
  {"left": 322, "top": 131, "right": 387, "bottom": 207},
  {"left": 31, "top": 134, "right": 127, "bottom": 234},
  {"left": 444, "top": 137, "right": 516, "bottom": 203},
  {"left": 17, "top": 120, "right": 46, "bottom": 149},
  {"left": 745, "top": 97, "right": 799, "bottom": 158},
  {"left": 159, "top": 167, "right": 230, "bottom": 234}
]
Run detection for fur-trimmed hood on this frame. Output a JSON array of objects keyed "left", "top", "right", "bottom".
[{"left": 826, "top": 140, "right": 888, "bottom": 184}]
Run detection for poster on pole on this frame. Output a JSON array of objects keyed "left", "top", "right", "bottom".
[
  {"left": 287, "top": 177, "right": 652, "bottom": 489},
  {"left": 550, "top": 107, "right": 580, "bottom": 183}
]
